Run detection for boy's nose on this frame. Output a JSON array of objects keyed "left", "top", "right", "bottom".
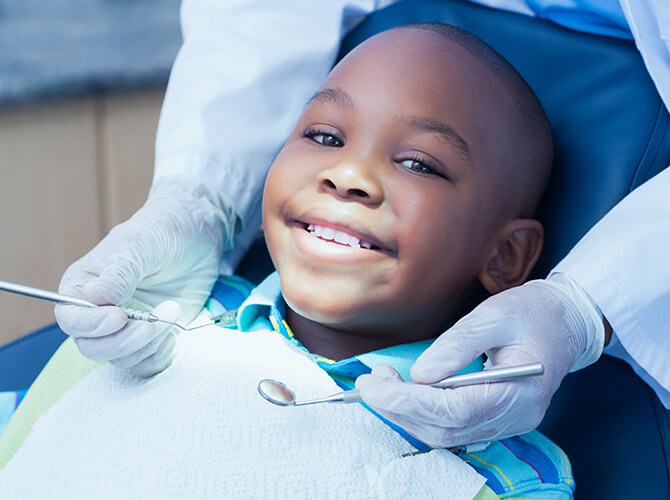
[{"left": 317, "top": 162, "right": 383, "bottom": 205}]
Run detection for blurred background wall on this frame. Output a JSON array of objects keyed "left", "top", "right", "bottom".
[{"left": 0, "top": 0, "right": 182, "bottom": 345}]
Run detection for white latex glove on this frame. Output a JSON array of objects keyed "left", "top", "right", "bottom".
[
  {"left": 356, "top": 273, "right": 605, "bottom": 448},
  {"left": 55, "top": 176, "right": 236, "bottom": 377}
]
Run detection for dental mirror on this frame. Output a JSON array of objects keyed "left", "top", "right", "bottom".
[
  {"left": 258, "top": 379, "right": 297, "bottom": 406},
  {"left": 258, "top": 379, "right": 363, "bottom": 406},
  {"left": 257, "top": 362, "right": 544, "bottom": 407}
]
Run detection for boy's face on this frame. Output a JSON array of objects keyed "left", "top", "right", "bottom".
[{"left": 262, "top": 28, "right": 517, "bottom": 343}]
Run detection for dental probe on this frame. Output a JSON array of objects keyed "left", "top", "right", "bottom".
[{"left": 0, "top": 279, "right": 232, "bottom": 331}]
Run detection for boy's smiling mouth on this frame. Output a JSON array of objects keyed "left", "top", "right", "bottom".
[{"left": 286, "top": 211, "right": 396, "bottom": 258}]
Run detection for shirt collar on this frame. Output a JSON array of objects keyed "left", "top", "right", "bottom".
[
  {"left": 236, "top": 272, "right": 281, "bottom": 332},
  {"left": 236, "top": 272, "right": 482, "bottom": 380}
]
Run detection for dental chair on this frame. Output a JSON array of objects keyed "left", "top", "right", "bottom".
[{"left": 1, "top": 0, "right": 669, "bottom": 497}]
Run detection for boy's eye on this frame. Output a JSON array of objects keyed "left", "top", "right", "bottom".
[
  {"left": 313, "top": 134, "right": 343, "bottom": 147},
  {"left": 400, "top": 157, "right": 443, "bottom": 178},
  {"left": 303, "top": 127, "right": 344, "bottom": 147}
]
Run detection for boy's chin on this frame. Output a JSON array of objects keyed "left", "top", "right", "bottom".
[
  {"left": 279, "top": 269, "right": 383, "bottom": 316},
  {"left": 282, "top": 286, "right": 404, "bottom": 334},
  {"left": 283, "top": 291, "right": 361, "bottom": 326}
]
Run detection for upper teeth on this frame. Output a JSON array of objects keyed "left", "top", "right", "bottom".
[{"left": 307, "top": 224, "right": 373, "bottom": 249}]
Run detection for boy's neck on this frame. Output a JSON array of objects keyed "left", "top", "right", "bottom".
[{"left": 284, "top": 307, "right": 407, "bottom": 361}]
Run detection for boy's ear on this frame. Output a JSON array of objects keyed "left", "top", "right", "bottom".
[{"left": 478, "top": 218, "right": 544, "bottom": 294}]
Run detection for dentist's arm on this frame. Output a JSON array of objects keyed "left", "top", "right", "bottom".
[{"left": 56, "top": 0, "right": 395, "bottom": 376}]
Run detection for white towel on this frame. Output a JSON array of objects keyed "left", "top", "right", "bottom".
[{"left": 0, "top": 326, "right": 485, "bottom": 499}]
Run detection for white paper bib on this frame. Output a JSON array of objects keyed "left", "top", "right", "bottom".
[{"left": 0, "top": 326, "right": 485, "bottom": 499}]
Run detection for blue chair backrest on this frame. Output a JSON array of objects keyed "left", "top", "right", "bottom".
[{"left": 339, "top": 1, "right": 670, "bottom": 498}]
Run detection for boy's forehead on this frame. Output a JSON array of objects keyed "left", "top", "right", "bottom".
[
  {"left": 319, "top": 27, "right": 510, "bottom": 136},
  {"left": 328, "top": 28, "right": 482, "bottom": 84},
  {"left": 320, "top": 27, "right": 507, "bottom": 118}
]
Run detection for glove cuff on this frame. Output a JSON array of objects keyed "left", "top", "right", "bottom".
[{"left": 547, "top": 272, "right": 605, "bottom": 372}]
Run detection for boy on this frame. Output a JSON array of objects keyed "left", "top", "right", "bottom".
[{"left": 0, "top": 24, "right": 572, "bottom": 499}]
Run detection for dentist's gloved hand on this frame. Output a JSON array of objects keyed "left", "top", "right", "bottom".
[
  {"left": 55, "top": 176, "right": 236, "bottom": 377},
  {"left": 356, "top": 273, "right": 606, "bottom": 448}
]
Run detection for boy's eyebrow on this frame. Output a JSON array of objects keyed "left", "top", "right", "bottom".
[
  {"left": 307, "top": 87, "right": 355, "bottom": 108},
  {"left": 400, "top": 115, "right": 473, "bottom": 163}
]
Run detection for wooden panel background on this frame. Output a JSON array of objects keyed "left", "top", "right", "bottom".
[{"left": 0, "top": 90, "right": 162, "bottom": 345}]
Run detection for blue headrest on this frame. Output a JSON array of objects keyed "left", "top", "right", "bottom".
[{"left": 339, "top": 0, "right": 670, "bottom": 278}]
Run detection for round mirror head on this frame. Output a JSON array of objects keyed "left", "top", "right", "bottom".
[{"left": 257, "top": 379, "right": 296, "bottom": 406}]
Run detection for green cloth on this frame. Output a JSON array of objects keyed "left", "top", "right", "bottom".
[
  {"left": 474, "top": 485, "right": 499, "bottom": 500},
  {"left": 0, "top": 338, "right": 101, "bottom": 468}
]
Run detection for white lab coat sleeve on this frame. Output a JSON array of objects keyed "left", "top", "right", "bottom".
[
  {"left": 552, "top": 166, "right": 670, "bottom": 407},
  {"left": 619, "top": 0, "right": 670, "bottom": 112},
  {"left": 154, "top": 0, "right": 397, "bottom": 274}
]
